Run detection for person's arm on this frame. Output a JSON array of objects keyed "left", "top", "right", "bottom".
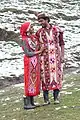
[
  {"left": 61, "top": 45, "right": 64, "bottom": 63},
  {"left": 22, "top": 40, "right": 35, "bottom": 57},
  {"left": 22, "top": 40, "right": 42, "bottom": 57},
  {"left": 59, "top": 32, "right": 65, "bottom": 63}
]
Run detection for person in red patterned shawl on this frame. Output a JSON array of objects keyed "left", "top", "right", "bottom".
[
  {"left": 20, "top": 21, "right": 42, "bottom": 109},
  {"left": 35, "top": 13, "right": 65, "bottom": 104}
]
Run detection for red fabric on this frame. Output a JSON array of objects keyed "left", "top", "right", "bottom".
[
  {"left": 24, "top": 55, "right": 40, "bottom": 96},
  {"left": 20, "top": 21, "right": 30, "bottom": 40},
  {"left": 20, "top": 22, "right": 40, "bottom": 96}
]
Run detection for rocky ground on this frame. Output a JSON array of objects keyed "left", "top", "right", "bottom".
[
  {"left": 0, "top": 75, "right": 23, "bottom": 89},
  {"left": 0, "top": 28, "right": 23, "bottom": 89}
]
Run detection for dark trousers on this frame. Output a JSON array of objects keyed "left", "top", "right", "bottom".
[
  {"left": 53, "top": 89, "right": 60, "bottom": 101},
  {"left": 43, "top": 89, "right": 60, "bottom": 102}
]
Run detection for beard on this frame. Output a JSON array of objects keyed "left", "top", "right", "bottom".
[{"left": 41, "top": 24, "right": 47, "bottom": 28}]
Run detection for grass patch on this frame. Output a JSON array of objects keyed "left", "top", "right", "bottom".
[{"left": 0, "top": 74, "right": 80, "bottom": 120}]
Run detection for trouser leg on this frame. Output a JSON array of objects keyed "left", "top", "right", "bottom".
[
  {"left": 53, "top": 89, "right": 60, "bottom": 104},
  {"left": 43, "top": 90, "right": 50, "bottom": 104}
]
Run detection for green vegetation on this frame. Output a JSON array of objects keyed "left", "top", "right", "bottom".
[{"left": 0, "top": 74, "right": 80, "bottom": 120}]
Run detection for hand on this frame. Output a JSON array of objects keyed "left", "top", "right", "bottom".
[
  {"left": 35, "top": 50, "right": 42, "bottom": 55},
  {"left": 40, "top": 46, "right": 44, "bottom": 52}
]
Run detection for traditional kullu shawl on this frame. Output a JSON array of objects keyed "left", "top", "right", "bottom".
[
  {"left": 20, "top": 22, "right": 40, "bottom": 96},
  {"left": 36, "top": 25, "right": 64, "bottom": 91}
]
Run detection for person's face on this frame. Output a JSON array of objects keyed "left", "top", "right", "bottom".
[
  {"left": 29, "top": 25, "right": 34, "bottom": 33},
  {"left": 38, "top": 18, "right": 48, "bottom": 28},
  {"left": 27, "top": 25, "right": 34, "bottom": 34}
]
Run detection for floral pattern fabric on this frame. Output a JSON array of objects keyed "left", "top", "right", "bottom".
[{"left": 36, "top": 26, "right": 64, "bottom": 91}]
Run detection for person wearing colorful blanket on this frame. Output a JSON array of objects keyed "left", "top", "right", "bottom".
[
  {"left": 20, "top": 21, "right": 43, "bottom": 109},
  {"left": 35, "top": 13, "right": 65, "bottom": 104}
]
